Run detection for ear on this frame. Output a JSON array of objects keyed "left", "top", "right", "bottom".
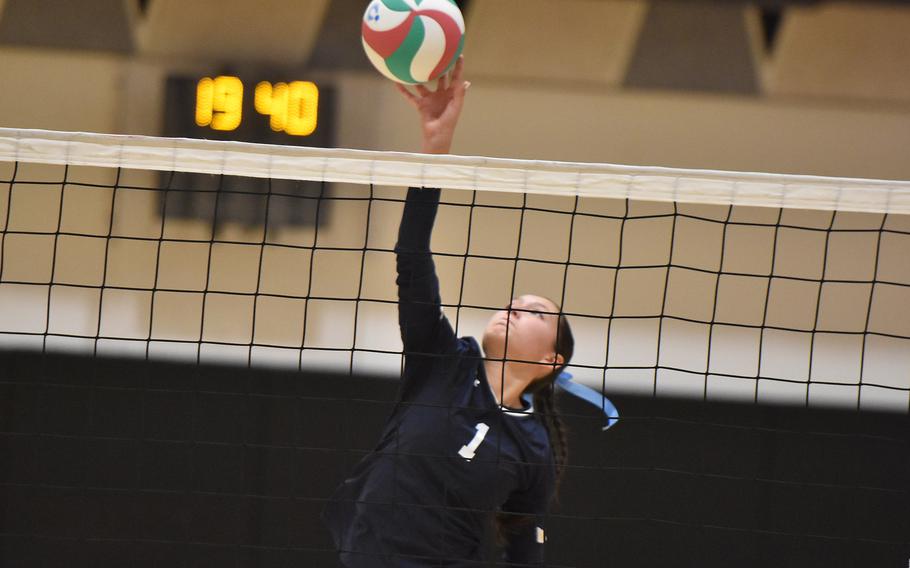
[{"left": 545, "top": 353, "right": 565, "bottom": 368}]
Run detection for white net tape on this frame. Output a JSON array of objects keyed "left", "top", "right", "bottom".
[
  {"left": 3, "top": 128, "right": 910, "bottom": 214},
  {"left": 1, "top": 128, "right": 908, "bottom": 413}
]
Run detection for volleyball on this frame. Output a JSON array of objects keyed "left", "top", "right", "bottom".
[{"left": 361, "top": 0, "right": 466, "bottom": 85}]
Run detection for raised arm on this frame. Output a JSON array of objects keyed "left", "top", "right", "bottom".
[
  {"left": 394, "top": 58, "right": 470, "bottom": 356},
  {"left": 396, "top": 56, "right": 469, "bottom": 155},
  {"left": 395, "top": 186, "right": 446, "bottom": 355}
]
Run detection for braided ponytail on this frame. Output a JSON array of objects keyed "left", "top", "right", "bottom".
[
  {"left": 529, "top": 311, "right": 573, "bottom": 494},
  {"left": 494, "top": 309, "right": 574, "bottom": 545},
  {"left": 532, "top": 382, "right": 569, "bottom": 495}
]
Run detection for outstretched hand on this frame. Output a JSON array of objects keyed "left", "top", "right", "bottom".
[{"left": 396, "top": 56, "right": 469, "bottom": 154}]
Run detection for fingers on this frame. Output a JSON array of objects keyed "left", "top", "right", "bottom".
[
  {"left": 435, "top": 55, "right": 463, "bottom": 92},
  {"left": 450, "top": 55, "right": 464, "bottom": 87},
  {"left": 453, "top": 80, "right": 470, "bottom": 108},
  {"left": 449, "top": 56, "right": 469, "bottom": 111},
  {"left": 397, "top": 55, "right": 468, "bottom": 114}
]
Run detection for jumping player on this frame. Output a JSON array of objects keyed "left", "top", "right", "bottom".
[{"left": 323, "top": 58, "right": 573, "bottom": 567}]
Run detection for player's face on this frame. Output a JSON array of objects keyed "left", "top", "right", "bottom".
[{"left": 483, "top": 294, "right": 562, "bottom": 373}]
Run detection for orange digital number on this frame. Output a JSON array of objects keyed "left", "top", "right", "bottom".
[
  {"left": 255, "top": 81, "right": 319, "bottom": 136},
  {"left": 195, "top": 76, "right": 243, "bottom": 131}
]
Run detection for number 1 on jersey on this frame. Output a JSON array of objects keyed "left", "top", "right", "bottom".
[{"left": 458, "top": 422, "right": 490, "bottom": 461}]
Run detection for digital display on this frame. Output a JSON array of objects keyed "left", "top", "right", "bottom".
[
  {"left": 163, "top": 73, "right": 333, "bottom": 147},
  {"left": 193, "top": 76, "right": 320, "bottom": 137},
  {"left": 194, "top": 75, "right": 243, "bottom": 132},
  {"left": 161, "top": 73, "right": 335, "bottom": 228},
  {"left": 252, "top": 80, "right": 319, "bottom": 136}
]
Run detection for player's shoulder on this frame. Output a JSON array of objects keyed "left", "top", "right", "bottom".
[
  {"left": 425, "top": 311, "right": 481, "bottom": 355},
  {"left": 456, "top": 333, "right": 481, "bottom": 356}
]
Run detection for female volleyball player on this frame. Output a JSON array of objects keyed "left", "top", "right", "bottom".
[{"left": 323, "top": 58, "right": 574, "bottom": 567}]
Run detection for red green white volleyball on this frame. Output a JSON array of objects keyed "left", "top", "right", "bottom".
[{"left": 362, "top": 0, "right": 466, "bottom": 85}]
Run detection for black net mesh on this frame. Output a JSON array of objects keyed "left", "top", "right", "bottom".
[{"left": 1, "top": 139, "right": 908, "bottom": 567}]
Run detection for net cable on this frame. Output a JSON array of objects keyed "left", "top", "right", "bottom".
[{"left": 1, "top": 128, "right": 908, "bottom": 567}]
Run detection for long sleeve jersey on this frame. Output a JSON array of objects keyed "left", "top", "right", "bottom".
[{"left": 322, "top": 187, "right": 555, "bottom": 567}]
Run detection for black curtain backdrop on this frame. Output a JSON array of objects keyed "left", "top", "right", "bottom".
[{"left": 1, "top": 350, "right": 908, "bottom": 568}]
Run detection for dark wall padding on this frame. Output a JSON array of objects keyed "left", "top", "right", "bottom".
[{"left": 1, "top": 350, "right": 907, "bottom": 567}]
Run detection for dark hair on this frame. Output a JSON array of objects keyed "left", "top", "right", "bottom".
[
  {"left": 526, "top": 310, "right": 573, "bottom": 489},
  {"left": 495, "top": 306, "right": 574, "bottom": 546}
]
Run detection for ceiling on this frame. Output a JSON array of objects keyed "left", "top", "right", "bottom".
[{"left": 0, "top": 0, "right": 908, "bottom": 103}]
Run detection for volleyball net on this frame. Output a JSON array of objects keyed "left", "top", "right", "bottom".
[
  {"left": 2, "top": 127, "right": 909, "bottom": 414},
  {"left": 1, "top": 128, "right": 909, "bottom": 566}
]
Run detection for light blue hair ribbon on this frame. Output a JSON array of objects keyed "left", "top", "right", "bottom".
[
  {"left": 555, "top": 372, "right": 619, "bottom": 430},
  {"left": 522, "top": 372, "right": 619, "bottom": 430}
]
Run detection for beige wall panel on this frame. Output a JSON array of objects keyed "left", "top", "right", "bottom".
[
  {"left": 135, "top": 0, "right": 330, "bottom": 65},
  {"left": 466, "top": 0, "right": 646, "bottom": 85},
  {"left": 4, "top": 49, "right": 908, "bottom": 180},
  {"left": 118, "top": 59, "right": 167, "bottom": 135},
  {"left": 358, "top": 75, "right": 910, "bottom": 180},
  {"left": 768, "top": 3, "right": 910, "bottom": 103},
  {"left": 1, "top": 51, "right": 909, "bottom": 407},
  {"left": 0, "top": 47, "right": 123, "bottom": 132}
]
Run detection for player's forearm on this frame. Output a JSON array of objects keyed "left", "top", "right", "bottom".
[
  {"left": 395, "top": 187, "right": 443, "bottom": 350},
  {"left": 395, "top": 187, "right": 440, "bottom": 253}
]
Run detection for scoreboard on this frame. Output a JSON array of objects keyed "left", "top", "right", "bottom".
[
  {"left": 160, "top": 72, "right": 334, "bottom": 228},
  {"left": 163, "top": 73, "right": 334, "bottom": 147}
]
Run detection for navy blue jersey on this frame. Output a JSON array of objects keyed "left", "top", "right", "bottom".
[{"left": 322, "top": 188, "right": 556, "bottom": 567}]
